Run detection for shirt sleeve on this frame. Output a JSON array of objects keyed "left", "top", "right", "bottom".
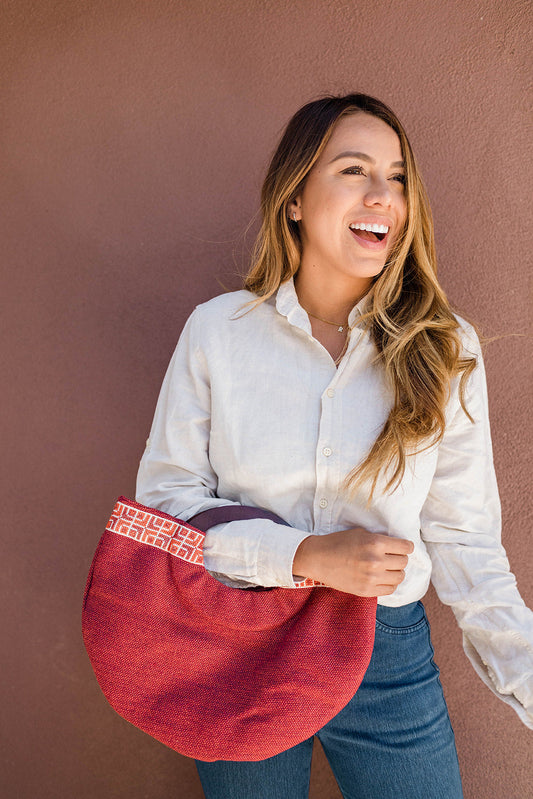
[
  {"left": 135, "top": 308, "right": 312, "bottom": 588},
  {"left": 420, "top": 326, "right": 533, "bottom": 728}
]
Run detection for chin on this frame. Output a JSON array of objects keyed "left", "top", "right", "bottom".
[{"left": 348, "top": 261, "right": 387, "bottom": 278}]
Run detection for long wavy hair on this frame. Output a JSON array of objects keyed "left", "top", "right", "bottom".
[{"left": 244, "top": 94, "right": 477, "bottom": 499}]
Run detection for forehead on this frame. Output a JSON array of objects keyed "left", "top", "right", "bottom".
[{"left": 321, "top": 112, "right": 403, "bottom": 162}]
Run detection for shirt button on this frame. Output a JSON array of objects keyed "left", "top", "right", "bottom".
[
  {"left": 326, "top": 389, "right": 335, "bottom": 398},
  {"left": 319, "top": 498, "right": 328, "bottom": 509},
  {"left": 322, "top": 447, "right": 332, "bottom": 457}
]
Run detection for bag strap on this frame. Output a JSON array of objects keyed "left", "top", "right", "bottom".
[{"left": 188, "top": 504, "right": 290, "bottom": 531}]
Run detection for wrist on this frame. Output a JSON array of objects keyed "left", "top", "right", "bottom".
[{"left": 292, "top": 534, "right": 319, "bottom": 581}]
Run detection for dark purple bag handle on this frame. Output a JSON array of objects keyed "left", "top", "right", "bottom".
[{"left": 188, "top": 505, "right": 290, "bottom": 531}]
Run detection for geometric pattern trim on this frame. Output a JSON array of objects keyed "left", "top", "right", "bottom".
[
  {"left": 106, "top": 498, "right": 205, "bottom": 565},
  {"left": 106, "top": 497, "right": 321, "bottom": 588}
]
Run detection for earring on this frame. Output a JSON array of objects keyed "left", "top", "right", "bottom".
[{"left": 292, "top": 212, "right": 297, "bottom": 221}]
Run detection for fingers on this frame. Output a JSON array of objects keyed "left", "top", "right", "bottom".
[
  {"left": 374, "top": 567, "right": 405, "bottom": 588},
  {"left": 375, "top": 584, "right": 400, "bottom": 596},
  {"left": 385, "top": 569, "right": 406, "bottom": 585},
  {"left": 386, "top": 552, "right": 410, "bottom": 570},
  {"left": 365, "top": 549, "right": 409, "bottom": 594},
  {"left": 372, "top": 532, "right": 414, "bottom": 556},
  {"left": 375, "top": 565, "right": 407, "bottom": 596},
  {"left": 382, "top": 553, "right": 408, "bottom": 588}
]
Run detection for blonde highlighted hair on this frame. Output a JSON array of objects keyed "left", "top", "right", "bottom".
[{"left": 244, "top": 94, "right": 477, "bottom": 499}]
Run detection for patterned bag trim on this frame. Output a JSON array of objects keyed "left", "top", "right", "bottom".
[
  {"left": 106, "top": 497, "right": 205, "bottom": 564},
  {"left": 106, "top": 497, "right": 321, "bottom": 588}
]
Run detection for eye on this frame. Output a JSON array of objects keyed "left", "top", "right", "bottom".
[
  {"left": 391, "top": 173, "right": 406, "bottom": 185},
  {"left": 341, "top": 165, "right": 365, "bottom": 176}
]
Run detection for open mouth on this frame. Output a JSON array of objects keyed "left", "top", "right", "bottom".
[{"left": 349, "top": 222, "right": 390, "bottom": 249}]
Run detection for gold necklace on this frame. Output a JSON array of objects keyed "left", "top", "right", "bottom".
[
  {"left": 301, "top": 305, "right": 351, "bottom": 365},
  {"left": 303, "top": 307, "right": 349, "bottom": 333},
  {"left": 333, "top": 334, "right": 349, "bottom": 366}
]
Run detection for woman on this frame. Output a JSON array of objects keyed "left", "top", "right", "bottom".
[{"left": 136, "top": 94, "right": 532, "bottom": 798}]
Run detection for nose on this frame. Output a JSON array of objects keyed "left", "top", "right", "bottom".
[{"left": 363, "top": 176, "right": 393, "bottom": 208}]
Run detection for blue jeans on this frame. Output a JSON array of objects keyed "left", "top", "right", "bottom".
[{"left": 195, "top": 601, "right": 463, "bottom": 799}]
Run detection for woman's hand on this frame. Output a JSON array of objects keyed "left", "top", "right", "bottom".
[{"left": 292, "top": 527, "right": 414, "bottom": 596}]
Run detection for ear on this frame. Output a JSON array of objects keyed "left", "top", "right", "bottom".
[{"left": 287, "top": 197, "right": 302, "bottom": 222}]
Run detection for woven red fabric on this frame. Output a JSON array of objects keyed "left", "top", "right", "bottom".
[{"left": 82, "top": 497, "right": 376, "bottom": 762}]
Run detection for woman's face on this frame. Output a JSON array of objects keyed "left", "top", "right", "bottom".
[{"left": 292, "top": 112, "right": 407, "bottom": 288}]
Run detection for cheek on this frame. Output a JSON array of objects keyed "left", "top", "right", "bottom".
[
  {"left": 303, "top": 197, "right": 337, "bottom": 232},
  {"left": 397, "top": 195, "right": 408, "bottom": 228}
]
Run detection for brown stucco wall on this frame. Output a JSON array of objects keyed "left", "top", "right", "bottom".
[{"left": 2, "top": 1, "right": 531, "bottom": 797}]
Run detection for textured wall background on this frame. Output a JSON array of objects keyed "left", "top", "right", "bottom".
[{"left": 2, "top": 1, "right": 531, "bottom": 797}]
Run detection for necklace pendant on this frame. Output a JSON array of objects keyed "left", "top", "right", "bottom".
[{"left": 338, "top": 325, "right": 344, "bottom": 333}]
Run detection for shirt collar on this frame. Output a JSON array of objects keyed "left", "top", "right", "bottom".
[
  {"left": 275, "top": 277, "right": 372, "bottom": 333},
  {"left": 275, "top": 278, "right": 312, "bottom": 334}
]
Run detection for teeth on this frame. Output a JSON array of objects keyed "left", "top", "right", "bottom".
[{"left": 350, "top": 222, "right": 389, "bottom": 233}]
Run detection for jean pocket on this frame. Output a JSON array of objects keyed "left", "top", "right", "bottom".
[{"left": 375, "top": 601, "right": 429, "bottom": 636}]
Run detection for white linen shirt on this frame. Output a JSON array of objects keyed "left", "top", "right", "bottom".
[{"left": 136, "top": 278, "right": 533, "bottom": 727}]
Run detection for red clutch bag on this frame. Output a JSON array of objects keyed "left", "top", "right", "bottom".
[{"left": 82, "top": 497, "right": 376, "bottom": 762}]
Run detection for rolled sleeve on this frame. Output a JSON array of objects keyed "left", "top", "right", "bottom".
[{"left": 420, "top": 327, "right": 533, "bottom": 727}]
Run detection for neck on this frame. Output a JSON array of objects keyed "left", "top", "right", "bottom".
[{"left": 294, "top": 266, "right": 372, "bottom": 324}]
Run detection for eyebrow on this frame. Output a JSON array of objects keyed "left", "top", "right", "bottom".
[{"left": 329, "top": 150, "right": 405, "bottom": 169}]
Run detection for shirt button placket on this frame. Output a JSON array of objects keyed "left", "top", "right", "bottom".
[{"left": 316, "top": 380, "right": 337, "bottom": 526}]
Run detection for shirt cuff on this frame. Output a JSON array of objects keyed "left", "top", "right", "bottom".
[
  {"left": 202, "top": 518, "right": 313, "bottom": 588},
  {"left": 462, "top": 632, "right": 533, "bottom": 729},
  {"left": 258, "top": 522, "right": 314, "bottom": 587}
]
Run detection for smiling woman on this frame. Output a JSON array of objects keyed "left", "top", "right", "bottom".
[{"left": 136, "top": 94, "right": 533, "bottom": 799}]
